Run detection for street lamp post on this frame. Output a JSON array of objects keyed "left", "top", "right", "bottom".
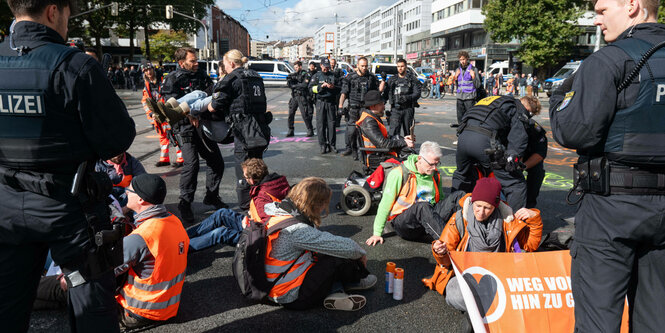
[{"left": 166, "top": 5, "right": 210, "bottom": 75}]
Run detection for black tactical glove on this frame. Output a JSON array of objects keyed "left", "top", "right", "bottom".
[{"left": 505, "top": 154, "right": 521, "bottom": 173}]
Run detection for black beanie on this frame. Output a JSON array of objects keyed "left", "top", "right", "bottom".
[{"left": 131, "top": 174, "right": 167, "bottom": 204}]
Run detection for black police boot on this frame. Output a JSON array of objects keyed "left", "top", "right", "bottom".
[
  {"left": 329, "top": 145, "right": 337, "bottom": 154},
  {"left": 172, "top": 162, "right": 183, "bottom": 168},
  {"left": 341, "top": 148, "right": 352, "bottom": 156},
  {"left": 353, "top": 150, "right": 360, "bottom": 161},
  {"left": 286, "top": 129, "right": 294, "bottom": 137},
  {"left": 203, "top": 194, "right": 229, "bottom": 209},
  {"left": 178, "top": 200, "right": 195, "bottom": 225},
  {"left": 306, "top": 129, "right": 314, "bottom": 137},
  {"left": 320, "top": 145, "right": 328, "bottom": 154},
  {"left": 154, "top": 161, "right": 170, "bottom": 167}
]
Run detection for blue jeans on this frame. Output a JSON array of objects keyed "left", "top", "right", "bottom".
[
  {"left": 429, "top": 84, "right": 440, "bottom": 99},
  {"left": 177, "top": 90, "right": 211, "bottom": 116},
  {"left": 187, "top": 208, "right": 244, "bottom": 251}
]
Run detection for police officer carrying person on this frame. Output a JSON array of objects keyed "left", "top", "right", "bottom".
[
  {"left": 286, "top": 60, "right": 314, "bottom": 137},
  {"left": 520, "top": 95, "right": 547, "bottom": 209},
  {"left": 161, "top": 47, "right": 227, "bottom": 224},
  {"left": 338, "top": 57, "right": 384, "bottom": 159},
  {"left": 0, "top": 0, "right": 136, "bottom": 331},
  {"left": 550, "top": 1, "right": 665, "bottom": 331},
  {"left": 451, "top": 95, "right": 529, "bottom": 211},
  {"left": 383, "top": 58, "right": 422, "bottom": 137},
  {"left": 310, "top": 58, "right": 341, "bottom": 154}
]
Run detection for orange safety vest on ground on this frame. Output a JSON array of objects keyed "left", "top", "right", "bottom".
[
  {"left": 248, "top": 192, "right": 280, "bottom": 223},
  {"left": 355, "top": 111, "right": 398, "bottom": 166},
  {"left": 264, "top": 216, "right": 313, "bottom": 300},
  {"left": 387, "top": 166, "right": 441, "bottom": 221},
  {"left": 116, "top": 214, "right": 189, "bottom": 321}
]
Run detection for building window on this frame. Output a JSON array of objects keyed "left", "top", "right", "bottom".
[
  {"left": 472, "top": 31, "right": 485, "bottom": 46},
  {"left": 452, "top": 36, "right": 462, "bottom": 49},
  {"left": 471, "top": 0, "right": 482, "bottom": 8}
]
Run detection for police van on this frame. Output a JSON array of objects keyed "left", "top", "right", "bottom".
[
  {"left": 246, "top": 60, "right": 294, "bottom": 86},
  {"left": 543, "top": 61, "right": 582, "bottom": 97},
  {"left": 371, "top": 63, "right": 424, "bottom": 84},
  {"left": 486, "top": 60, "right": 511, "bottom": 85},
  {"left": 308, "top": 59, "right": 353, "bottom": 75}
]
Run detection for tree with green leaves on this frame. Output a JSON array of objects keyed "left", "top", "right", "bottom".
[
  {"left": 482, "top": 0, "right": 586, "bottom": 69},
  {"left": 150, "top": 30, "right": 191, "bottom": 62},
  {"left": 69, "top": 0, "right": 114, "bottom": 58},
  {"left": 659, "top": 0, "right": 665, "bottom": 24}
]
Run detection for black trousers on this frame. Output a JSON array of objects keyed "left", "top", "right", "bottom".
[
  {"left": 316, "top": 100, "right": 337, "bottom": 148},
  {"left": 234, "top": 138, "right": 266, "bottom": 210},
  {"left": 388, "top": 107, "right": 415, "bottom": 137},
  {"left": 525, "top": 161, "right": 545, "bottom": 209},
  {"left": 0, "top": 185, "right": 119, "bottom": 333},
  {"left": 33, "top": 275, "right": 68, "bottom": 310},
  {"left": 178, "top": 125, "right": 224, "bottom": 203},
  {"left": 391, "top": 201, "right": 448, "bottom": 241},
  {"left": 344, "top": 107, "right": 361, "bottom": 151},
  {"left": 572, "top": 193, "right": 665, "bottom": 333},
  {"left": 287, "top": 95, "right": 314, "bottom": 131},
  {"left": 451, "top": 130, "right": 526, "bottom": 211},
  {"left": 456, "top": 99, "right": 476, "bottom": 125},
  {"left": 284, "top": 255, "right": 369, "bottom": 310}
]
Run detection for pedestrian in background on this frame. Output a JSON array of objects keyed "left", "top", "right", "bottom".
[{"left": 531, "top": 75, "right": 540, "bottom": 97}]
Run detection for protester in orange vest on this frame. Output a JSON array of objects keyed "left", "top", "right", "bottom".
[
  {"left": 187, "top": 158, "right": 290, "bottom": 251},
  {"left": 356, "top": 90, "right": 414, "bottom": 165},
  {"left": 115, "top": 174, "right": 189, "bottom": 329},
  {"left": 141, "top": 63, "right": 183, "bottom": 167},
  {"left": 95, "top": 152, "right": 146, "bottom": 208},
  {"left": 264, "top": 177, "right": 376, "bottom": 311},
  {"left": 423, "top": 177, "right": 542, "bottom": 332},
  {"left": 366, "top": 141, "right": 447, "bottom": 246}
]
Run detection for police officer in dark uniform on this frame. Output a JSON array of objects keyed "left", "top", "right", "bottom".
[
  {"left": 286, "top": 61, "right": 314, "bottom": 137},
  {"left": 161, "top": 47, "right": 226, "bottom": 224},
  {"left": 519, "top": 96, "right": 547, "bottom": 208},
  {"left": 549, "top": 1, "right": 665, "bottom": 331},
  {"left": 310, "top": 58, "right": 341, "bottom": 154},
  {"left": 209, "top": 49, "right": 270, "bottom": 210},
  {"left": 384, "top": 58, "right": 422, "bottom": 137},
  {"left": 0, "top": 0, "right": 135, "bottom": 331},
  {"left": 451, "top": 95, "right": 529, "bottom": 211},
  {"left": 330, "top": 58, "right": 345, "bottom": 128},
  {"left": 339, "top": 57, "right": 384, "bottom": 159}
]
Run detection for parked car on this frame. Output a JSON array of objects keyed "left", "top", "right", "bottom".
[
  {"left": 543, "top": 61, "right": 582, "bottom": 97},
  {"left": 246, "top": 60, "right": 293, "bottom": 86}
]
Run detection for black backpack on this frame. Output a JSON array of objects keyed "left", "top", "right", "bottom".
[{"left": 232, "top": 217, "right": 301, "bottom": 301}]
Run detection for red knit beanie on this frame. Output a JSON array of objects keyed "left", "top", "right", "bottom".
[{"left": 471, "top": 177, "right": 502, "bottom": 208}]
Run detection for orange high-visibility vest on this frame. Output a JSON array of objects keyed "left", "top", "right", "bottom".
[
  {"left": 116, "top": 213, "right": 189, "bottom": 321},
  {"left": 248, "top": 192, "right": 280, "bottom": 223},
  {"left": 356, "top": 111, "right": 398, "bottom": 165},
  {"left": 264, "top": 216, "right": 313, "bottom": 300},
  {"left": 387, "top": 167, "right": 441, "bottom": 221}
]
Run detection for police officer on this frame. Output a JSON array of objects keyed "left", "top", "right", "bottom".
[
  {"left": 307, "top": 62, "right": 318, "bottom": 110},
  {"left": 384, "top": 58, "right": 422, "bottom": 137},
  {"left": 549, "top": 1, "right": 665, "bottom": 331},
  {"left": 451, "top": 95, "right": 529, "bottom": 211},
  {"left": 339, "top": 57, "right": 384, "bottom": 159},
  {"left": 286, "top": 61, "right": 314, "bottom": 137},
  {"left": 161, "top": 47, "right": 226, "bottom": 224},
  {"left": 310, "top": 58, "right": 341, "bottom": 154},
  {"left": 330, "top": 58, "right": 345, "bottom": 127},
  {"left": 0, "top": 0, "right": 136, "bottom": 331},
  {"left": 209, "top": 49, "right": 271, "bottom": 210},
  {"left": 519, "top": 96, "right": 547, "bottom": 208}
]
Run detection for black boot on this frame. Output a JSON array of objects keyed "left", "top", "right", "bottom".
[
  {"left": 178, "top": 200, "right": 195, "bottom": 225},
  {"left": 341, "top": 148, "right": 352, "bottom": 156},
  {"left": 329, "top": 145, "right": 337, "bottom": 154},
  {"left": 286, "top": 129, "right": 294, "bottom": 137},
  {"left": 203, "top": 193, "right": 229, "bottom": 209},
  {"left": 320, "top": 145, "right": 328, "bottom": 154},
  {"left": 306, "top": 129, "right": 314, "bottom": 137}
]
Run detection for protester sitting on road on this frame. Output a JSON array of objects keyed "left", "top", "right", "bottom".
[
  {"left": 95, "top": 152, "right": 146, "bottom": 208},
  {"left": 187, "top": 158, "right": 290, "bottom": 251},
  {"left": 366, "top": 141, "right": 447, "bottom": 246},
  {"left": 115, "top": 174, "right": 189, "bottom": 329},
  {"left": 423, "top": 177, "right": 542, "bottom": 331},
  {"left": 264, "top": 177, "right": 376, "bottom": 311},
  {"left": 356, "top": 90, "right": 414, "bottom": 164}
]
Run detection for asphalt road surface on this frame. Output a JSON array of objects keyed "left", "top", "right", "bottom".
[{"left": 29, "top": 87, "right": 577, "bottom": 333}]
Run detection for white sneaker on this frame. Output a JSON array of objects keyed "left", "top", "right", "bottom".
[
  {"left": 323, "top": 292, "right": 366, "bottom": 311},
  {"left": 453, "top": 140, "right": 458, "bottom": 145},
  {"left": 344, "top": 274, "right": 377, "bottom": 292}
]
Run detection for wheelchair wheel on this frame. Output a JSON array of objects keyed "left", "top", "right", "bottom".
[{"left": 341, "top": 185, "right": 372, "bottom": 216}]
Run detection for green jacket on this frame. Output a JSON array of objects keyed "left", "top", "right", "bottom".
[{"left": 372, "top": 154, "right": 444, "bottom": 236}]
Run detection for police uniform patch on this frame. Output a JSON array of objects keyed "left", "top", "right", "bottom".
[
  {"left": 475, "top": 96, "right": 501, "bottom": 106},
  {"left": 0, "top": 92, "right": 45, "bottom": 116},
  {"left": 557, "top": 91, "right": 575, "bottom": 111}
]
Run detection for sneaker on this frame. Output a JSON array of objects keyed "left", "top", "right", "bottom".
[
  {"left": 453, "top": 140, "right": 458, "bottom": 145},
  {"left": 323, "top": 293, "right": 366, "bottom": 311},
  {"left": 178, "top": 200, "right": 195, "bottom": 224},
  {"left": 172, "top": 162, "right": 184, "bottom": 168},
  {"left": 344, "top": 274, "right": 377, "bottom": 292},
  {"left": 203, "top": 194, "right": 229, "bottom": 209},
  {"left": 286, "top": 129, "right": 294, "bottom": 137},
  {"left": 154, "top": 161, "right": 170, "bottom": 167}
]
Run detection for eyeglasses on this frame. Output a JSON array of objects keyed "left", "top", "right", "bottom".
[{"left": 421, "top": 156, "right": 440, "bottom": 168}]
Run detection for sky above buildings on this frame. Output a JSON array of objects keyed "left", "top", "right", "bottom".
[{"left": 216, "top": 0, "right": 393, "bottom": 41}]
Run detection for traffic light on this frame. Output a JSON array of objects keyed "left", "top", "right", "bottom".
[
  {"left": 166, "top": 5, "right": 174, "bottom": 19},
  {"left": 110, "top": 2, "right": 118, "bottom": 16}
]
